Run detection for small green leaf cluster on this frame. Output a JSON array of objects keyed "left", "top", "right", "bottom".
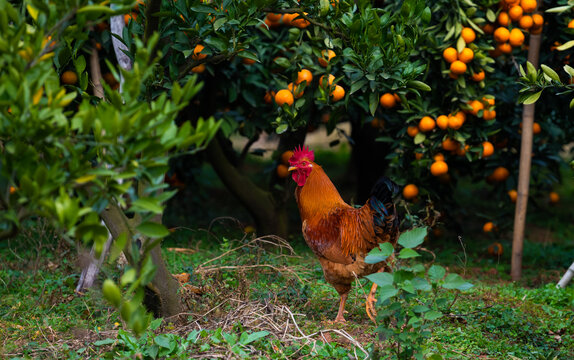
[
  {"left": 518, "top": 61, "right": 574, "bottom": 107},
  {"left": 366, "top": 227, "right": 473, "bottom": 359}
]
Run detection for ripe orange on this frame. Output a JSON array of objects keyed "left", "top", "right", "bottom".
[
  {"left": 482, "top": 141, "right": 494, "bottom": 157},
  {"left": 330, "top": 85, "right": 345, "bottom": 102},
  {"left": 509, "top": 28, "right": 525, "bottom": 47},
  {"left": 419, "top": 116, "right": 436, "bottom": 132},
  {"left": 492, "top": 167, "right": 510, "bottom": 181},
  {"left": 448, "top": 115, "right": 463, "bottom": 130},
  {"left": 549, "top": 191, "right": 560, "bottom": 203},
  {"left": 483, "top": 222, "right": 494, "bottom": 233},
  {"left": 393, "top": 93, "right": 401, "bottom": 103},
  {"left": 267, "top": 13, "right": 282, "bottom": 22},
  {"left": 456, "top": 144, "right": 469, "bottom": 156},
  {"left": 407, "top": 125, "right": 419, "bottom": 137},
  {"left": 458, "top": 48, "right": 474, "bottom": 63},
  {"left": 296, "top": 69, "right": 313, "bottom": 85},
  {"left": 488, "top": 242, "right": 503, "bottom": 255},
  {"left": 498, "top": 42, "right": 513, "bottom": 54},
  {"left": 414, "top": 152, "right": 424, "bottom": 160},
  {"left": 483, "top": 109, "right": 496, "bottom": 121},
  {"left": 509, "top": 6, "right": 524, "bottom": 21},
  {"left": 483, "top": 97, "right": 495, "bottom": 106},
  {"left": 430, "top": 160, "right": 448, "bottom": 176},
  {"left": 191, "top": 64, "right": 206, "bottom": 73},
  {"left": 433, "top": 153, "right": 445, "bottom": 162},
  {"left": 442, "top": 138, "right": 458, "bottom": 151},
  {"left": 519, "top": 15, "right": 533, "bottom": 29},
  {"left": 533, "top": 122, "right": 541, "bottom": 134},
  {"left": 61, "top": 70, "right": 78, "bottom": 85},
  {"left": 319, "top": 74, "right": 335, "bottom": 88},
  {"left": 468, "top": 100, "right": 484, "bottom": 116},
  {"left": 472, "top": 70, "right": 485, "bottom": 82},
  {"left": 403, "top": 184, "right": 419, "bottom": 200},
  {"left": 494, "top": 27, "right": 510, "bottom": 43},
  {"left": 380, "top": 93, "right": 397, "bottom": 109},
  {"left": 498, "top": 11, "right": 510, "bottom": 26},
  {"left": 281, "top": 150, "right": 294, "bottom": 165},
  {"left": 275, "top": 89, "right": 294, "bottom": 106},
  {"left": 508, "top": 189, "right": 518, "bottom": 202},
  {"left": 532, "top": 13, "right": 544, "bottom": 27},
  {"left": 124, "top": 12, "right": 137, "bottom": 25},
  {"left": 450, "top": 60, "right": 467, "bottom": 75},
  {"left": 455, "top": 111, "right": 466, "bottom": 123},
  {"left": 192, "top": 44, "right": 207, "bottom": 60},
  {"left": 264, "top": 90, "right": 276, "bottom": 104},
  {"left": 318, "top": 49, "right": 336, "bottom": 67},
  {"left": 461, "top": 27, "right": 476, "bottom": 43},
  {"left": 292, "top": 13, "right": 311, "bottom": 29},
  {"left": 321, "top": 112, "right": 331, "bottom": 124},
  {"left": 520, "top": 0, "right": 537, "bottom": 13},
  {"left": 442, "top": 47, "right": 458, "bottom": 63},
  {"left": 483, "top": 23, "right": 495, "bottom": 34},
  {"left": 288, "top": 82, "right": 304, "bottom": 98},
  {"left": 242, "top": 57, "right": 256, "bottom": 65},
  {"left": 436, "top": 115, "right": 449, "bottom": 130},
  {"left": 371, "top": 117, "right": 384, "bottom": 129},
  {"left": 276, "top": 164, "right": 290, "bottom": 178},
  {"left": 282, "top": 13, "right": 298, "bottom": 26}
]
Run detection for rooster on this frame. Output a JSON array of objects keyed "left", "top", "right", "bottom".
[{"left": 288, "top": 146, "right": 399, "bottom": 322}]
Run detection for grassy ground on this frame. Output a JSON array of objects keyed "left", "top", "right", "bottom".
[{"left": 1, "top": 152, "right": 573, "bottom": 359}]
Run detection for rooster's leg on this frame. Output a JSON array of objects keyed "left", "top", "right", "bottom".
[
  {"left": 366, "top": 282, "right": 378, "bottom": 322},
  {"left": 334, "top": 293, "right": 348, "bottom": 322}
]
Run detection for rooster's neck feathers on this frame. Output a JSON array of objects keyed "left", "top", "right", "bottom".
[{"left": 296, "top": 163, "right": 346, "bottom": 219}]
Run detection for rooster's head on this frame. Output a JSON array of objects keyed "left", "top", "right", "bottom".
[{"left": 288, "top": 145, "right": 314, "bottom": 187}]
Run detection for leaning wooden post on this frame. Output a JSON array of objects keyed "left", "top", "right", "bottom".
[{"left": 511, "top": 31, "right": 542, "bottom": 281}]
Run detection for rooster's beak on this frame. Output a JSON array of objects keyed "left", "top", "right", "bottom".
[{"left": 287, "top": 166, "right": 297, "bottom": 172}]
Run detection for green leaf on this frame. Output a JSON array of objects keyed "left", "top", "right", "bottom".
[
  {"left": 564, "top": 65, "right": 574, "bottom": 77},
  {"left": 398, "top": 227, "right": 427, "bottom": 248},
  {"left": 412, "top": 277, "right": 431, "bottom": 291},
  {"left": 93, "top": 338, "right": 116, "bottom": 346},
  {"left": 398, "top": 248, "right": 420, "bottom": 259},
  {"left": 240, "top": 331, "right": 269, "bottom": 345},
  {"left": 540, "top": 64, "right": 560, "bottom": 82},
  {"left": 570, "top": 97, "right": 574, "bottom": 109},
  {"left": 412, "top": 305, "right": 430, "bottom": 313},
  {"left": 425, "top": 310, "right": 443, "bottom": 320},
  {"left": 365, "top": 272, "right": 394, "bottom": 287},
  {"left": 406, "top": 80, "right": 431, "bottom": 92},
  {"left": 131, "top": 197, "right": 164, "bottom": 214},
  {"left": 378, "top": 284, "right": 399, "bottom": 302},
  {"left": 414, "top": 132, "right": 426, "bottom": 144},
  {"left": 136, "top": 222, "right": 170, "bottom": 238},
  {"left": 213, "top": 17, "right": 226, "bottom": 31},
  {"left": 154, "top": 334, "right": 172, "bottom": 349},
  {"left": 149, "top": 318, "right": 162, "bottom": 330},
  {"left": 400, "top": 280, "right": 415, "bottom": 294},
  {"left": 556, "top": 40, "right": 574, "bottom": 51},
  {"left": 486, "top": 9, "right": 496, "bottom": 22},
  {"left": 276, "top": 124, "right": 288, "bottom": 134},
  {"left": 121, "top": 268, "right": 137, "bottom": 286},
  {"left": 442, "top": 273, "right": 473, "bottom": 291},
  {"left": 369, "top": 92, "right": 378, "bottom": 116},
  {"left": 523, "top": 91, "right": 542, "bottom": 105},
  {"left": 545, "top": 5, "right": 573, "bottom": 13},
  {"left": 365, "top": 242, "right": 394, "bottom": 264},
  {"left": 428, "top": 265, "right": 446, "bottom": 281}
]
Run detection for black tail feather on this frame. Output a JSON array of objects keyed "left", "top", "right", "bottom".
[
  {"left": 369, "top": 176, "right": 399, "bottom": 205},
  {"left": 369, "top": 176, "right": 399, "bottom": 237}
]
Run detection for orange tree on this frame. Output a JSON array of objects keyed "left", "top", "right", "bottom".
[{"left": 0, "top": 0, "right": 220, "bottom": 334}]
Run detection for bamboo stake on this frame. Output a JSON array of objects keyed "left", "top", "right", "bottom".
[
  {"left": 557, "top": 261, "right": 574, "bottom": 288},
  {"left": 511, "top": 32, "right": 542, "bottom": 281}
]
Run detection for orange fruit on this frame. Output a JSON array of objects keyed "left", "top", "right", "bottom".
[
  {"left": 483, "top": 222, "right": 494, "bottom": 233},
  {"left": 483, "top": 109, "right": 496, "bottom": 121},
  {"left": 264, "top": 90, "right": 276, "bottom": 104},
  {"left": 468, "top": 100, "right": 484, "bottom": 116},
  {"left": 403, "top": 184, "right": 419, "bottom": 200},
  {"left": 448, "top": 115, "right": 463, "bottom": 130},
  {"left": 296, "top": 69, "right": 313, "bottom": 85},
  {"left": 393, "top": 93, "right": 401, "bottom": 103},
  {"left": 61, "top": 70, "right": 78, "bottom": 85},
  {"left": 103, "top": 72, "right": 119, "bottom": 89},
  {"left": 275, "top": 89, "right": 294, "bottom": 106},
  {"left": 419, "top": 116, "right": 436, "bottom": 132},
  {"left": 371, "top": 117, "right": 384, "bottom": 129},
  {"left": 319, "top": 74, "right": 335, "bottom": 88},
  {"left": 508, "top": 189, "right": 518, "bottom": 202},
  {"left": 442, "top": 47, "right": 458, "bottom": 63},
  {"left": 433, "top": 153, "right": 445, "bottom": 162},
  {"left": 124, "top": 12, "right": 137, "bottom": 25},
  {"left": 456, "top": 144, "right": 469, "bottom": 156},
  {"left": 509, "top": 5, "right": 524, "bottom": 21},
  {"left": 281, "top": 150, "right": 294, "bottom": 165},
  {"left": 509, "top": 28, "right": 525, "bottom": 47},
  {"left": 407, "top": 126, "right": 419, "bottom": 137},
  {"left": 282, "top": 13, "right": 298, "bottom": 26},
  {"left": 192, "top": 44, "right": 207, "bottom": 60},
  {"left": 461, "top": 27, "right": 476, "bottom": 43},
  {"left": 520, "top": 0, "right": 537, "bottom": 13},
  {"left": 498, "top": 11, "right": 510, "bottom": 26},
  {"left": 532, "top": 13, "right": 544, "bottom": 27},
  {"left": 191, "top": 64, "right": 206, "bottom": 73},
  {"left": 494, "top": 27, "right": 510, "bottom": 43},
  {"left": 482, "top": 141, "right": 494, "bottom": 157},
  {"left": 519, "top": 15, "right": 533, "bottom": 29},
  {"left": 430, "top": 161, "right": 448, "bottom": 176},
  {"left": 549, "top": 191, "right": 560, "bottom": 203},
  {"left": 483, "top": 97, "right": 495, "bottom": 106},
  {"left": 292, "top": 13, "right": 311, "bottom": 29},
  {"left": 483, "top": 23, "right": 495, "bottom": 34},
  {"left": 9, "top": 186, "right": 17, "bottom": 194},
  {"left": 567, "top": 20, "right": 574, "bottom": 28},
  {"left": 458, "top": 48, "right": 474, "bottom": 63},
  {"left": 498, "top": 43, "right": 513, "bottom": 54},
  {"left": 380, "top": 93, "right": 397, "bottom": 109},
  {"left": 414, "top": 152, "right": 424, "bottom": 160},
  {"left": 288, "top": 82, "right": 304, "bottom": 98},
  {"left": 492, "top": 167, "right": 510, "bottom": 181},
  {"left": 330, "top": 85, "right": 345, "bottom": 102},
  {"left": 242, "top": 57, "right": 256, "bottom": 65},
  {"left": 533, "top": 122, "right": 541, "bottom": 134},
  {"left": 276, "top": 164, "right": 290, "bottom": 178},
  {"left": 442, "top": 138, "right": 458, "bottom": 151},
  {"left": 318, "top": 49, "right": 336, "bottom": 67},
  {"left": 267, "top": 13, "right": 282, "bottom": 22},
  {"left": 450, "top": 60, "right": 467, "bottom": 75},
  {"left": 321, "top": 112, "right": 331, "bottom": 124},
  {"left": 488, "top": 242, "right": 503, "bottom": 255},
  {"left": 472, "top": 70, "right": 485, "bottom": 82},
  {"left": 436, "top": 115, "right": 449, "bottom": 130},
  {"left": 455, "top": 111, "right": 466, "bottom": 123}
]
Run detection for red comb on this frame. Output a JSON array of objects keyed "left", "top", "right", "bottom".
[{"left": 289, "top": 145, "right": 314, "bottom": 165}]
